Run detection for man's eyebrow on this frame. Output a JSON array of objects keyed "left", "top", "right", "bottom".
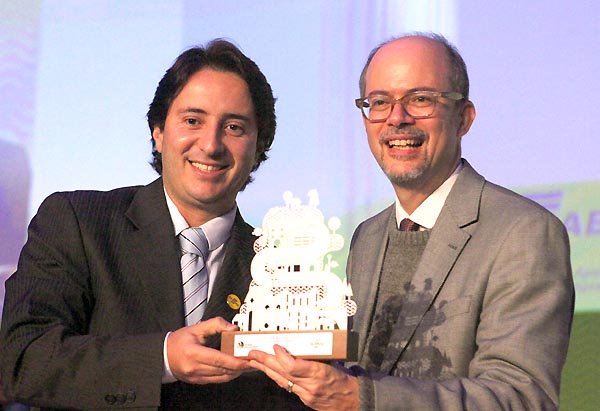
[
  {"left": 366, "top": 87, "right": 439, "bottom": 97},
  {"left": 366, "top": 90, "right": 392, "bottom": 97},
  {"left": 177, "top": 107, "right": 207, "bottom": 115},
  {"left": 176, "top": 107, "right": 253, "bottom": 122},
  {"left": 407, "top": 87, "right": 438, "bottom": 93},
  {"left": 224, "top": 113, "right": 254, "bottom": 123}
]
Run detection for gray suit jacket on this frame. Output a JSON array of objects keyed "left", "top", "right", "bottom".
[
  {"left": 0, "top": 178, "right": 307, "bottom": 410},
  {"left": 347, "top": 161, "right": 574, "bottom": 411}
]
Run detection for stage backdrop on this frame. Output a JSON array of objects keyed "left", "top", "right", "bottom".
[{"left": 1, "top": 1, "right": 598, "bottom": 409}]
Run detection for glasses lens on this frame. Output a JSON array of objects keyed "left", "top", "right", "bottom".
[
  {"left": 404, "top": 92, "right": 436, "bottom": 118},
  {"left": 365, "top": 95, "right": 391, "bottom": 121}
]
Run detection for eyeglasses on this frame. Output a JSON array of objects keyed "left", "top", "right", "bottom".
[{"left": 354, "top": 90, "right": 465, "bottom": 122}]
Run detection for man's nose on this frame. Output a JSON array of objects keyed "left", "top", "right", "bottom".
[
  {"left": 386, "top": 102, "right": 415, "bottom": 126},
  {"left": 199, "top": 124, "right": 225, "bottom": 155}
]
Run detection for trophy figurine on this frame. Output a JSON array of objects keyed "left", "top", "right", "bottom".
[{"left": 221, "top": 190, "right": 358, "bottom": 360}]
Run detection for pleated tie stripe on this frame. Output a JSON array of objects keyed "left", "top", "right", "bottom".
[{"left": 179, "top": 227, "right": 209, "bottom": 326}]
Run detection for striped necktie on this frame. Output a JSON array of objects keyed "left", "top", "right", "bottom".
[
  {"left": 399, "top": 218, "right": 420, "bottom": 232},
  {"left": 178, "top": 227, "right": 209, "bottom": 326}
]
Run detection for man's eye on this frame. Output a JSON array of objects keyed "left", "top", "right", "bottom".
[
  {"left": 185, "top": 118, "right": 199, "bottom": 126},
  {"left": 225, "top": 124, "right": 244, "bottom": 136},
  {"left": 368, "top": 97, "right": 389, "bottom": 109},
  {"left": 409, "top": 94, "right": 435, "bottom": 105}
]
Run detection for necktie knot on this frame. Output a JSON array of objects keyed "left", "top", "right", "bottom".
[
  {"left": 399, "top": 218, "right": 420, "bottom": 232},
  {"left": 179, "top": 227, "right": 209, "bottom": 259}
]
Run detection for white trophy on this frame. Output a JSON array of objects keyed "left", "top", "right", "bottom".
[{"left": 221, "top": 190, "right": 358, "bottom": 359}]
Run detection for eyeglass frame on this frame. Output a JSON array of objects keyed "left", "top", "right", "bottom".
[{"left": 354, "top": 90, "right": 465, "bottom": 122}]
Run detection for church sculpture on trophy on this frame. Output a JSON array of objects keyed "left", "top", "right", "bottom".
[{"left": 221, "top": 190, "right": 358, "bottom": 360}]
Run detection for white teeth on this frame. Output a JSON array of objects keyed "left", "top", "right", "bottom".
[
  {"left": 191, "top": 162, "right": 220, "bottom": 171},
  {"left": 388, "top": 139, "right": 420, "bottom": 148}
]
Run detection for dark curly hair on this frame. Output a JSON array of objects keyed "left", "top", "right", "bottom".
[{"left": 147, "top": 39, "right": 276, "bottom": 188}]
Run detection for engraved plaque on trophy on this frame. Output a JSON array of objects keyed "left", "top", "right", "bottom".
[{"left": 221, "top": 190, "right": 358, "bottom": 360}]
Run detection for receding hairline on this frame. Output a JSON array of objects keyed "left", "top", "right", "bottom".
[{"left": 359, "top": 32, "right": 469, "bottom": 99}]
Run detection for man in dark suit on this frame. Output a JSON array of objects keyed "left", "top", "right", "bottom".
[
  {"left": 248, "top": 33, "right": 574, "bottom": 410},
  {"left": 0, "top": 39, "right": 306, "bottom": 410}
]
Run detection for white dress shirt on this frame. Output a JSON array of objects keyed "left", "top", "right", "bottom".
[
  {"left": 395, "top": 161, "right": 463, "bottom": 230},
  {"left": 162, "top": 189, "right": 237, "bottom": 382}
]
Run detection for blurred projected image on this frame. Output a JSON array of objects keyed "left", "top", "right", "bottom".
[{"left": 0, "top": 139, "right": 30, "bottom": 313}]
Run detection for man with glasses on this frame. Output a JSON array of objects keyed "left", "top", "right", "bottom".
[{"left": 249, "top": 33, "right": 574, "bottom": 410}]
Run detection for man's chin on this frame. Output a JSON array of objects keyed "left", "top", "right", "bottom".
[{"left": 385, "top": 168, "right": 425, "bottom": 187}]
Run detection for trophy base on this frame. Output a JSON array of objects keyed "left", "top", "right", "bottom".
[{"left": 221, "top": 329, "right": 358, "bottom": 360}]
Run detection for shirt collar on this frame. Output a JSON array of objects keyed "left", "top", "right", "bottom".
[
  {"left": 164, "top": 189, "right": 236, "bottom": 252},
  {"left": 395, "top": 161, "right": 463, "bottom": 229}
]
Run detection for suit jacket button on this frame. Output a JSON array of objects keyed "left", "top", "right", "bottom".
[
  {"left": 105, "top": 394, "right": 116, "bottom": 405},
  {"left": 127, "top": 390, "right": 137, "bottom": 403}
]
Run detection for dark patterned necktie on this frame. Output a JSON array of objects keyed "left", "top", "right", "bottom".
[
  {"left": 178, "top": 227, "right": 209, "bottom": 326},
  {"left": 399, "top": 218, "right": 420, "bottom": 232}
]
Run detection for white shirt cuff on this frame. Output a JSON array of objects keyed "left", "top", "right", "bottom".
[{"left": 162, "top": 331, "right": 177, "bottom": 383}]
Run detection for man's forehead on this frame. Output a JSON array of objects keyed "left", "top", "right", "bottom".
[
  {"left": 366, "top": 37, "right": 451, "bottom": 89},
  {"left": 168, "top": 67, "right": 256, "bottom": 121},
  {"left": 174, "top": 69, "right": 254, "bottom": 107},
  {"left": 183, "top": 68, "right": 248, "bottom": 91},
  {"left": 374, "top": 37, "right": 447, "bottom": 66}
]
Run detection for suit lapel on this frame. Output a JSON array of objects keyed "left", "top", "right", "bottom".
[
  {"left": 203, "top": 211, "right": 255, "bottom": 323},
  {"left": 350, "top": 206, "right": 393, "bottom": 365},
  {"left": 123, "top": 178, "right": 184, "bottom": 331},
  {"left": 121, "top": 183, "right": 256, "bottom": 334},
  {"left": 379, "top": 161, "right": 485, "bottom": 373}
]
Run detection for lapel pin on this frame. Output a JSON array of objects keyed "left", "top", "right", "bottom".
[{"left": 227, "top": 294, "right": 241, "bottom": 310}]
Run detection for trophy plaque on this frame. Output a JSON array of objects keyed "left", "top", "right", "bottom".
[{"left": 221, "top": 190, "right": 358, "bottom": 360}]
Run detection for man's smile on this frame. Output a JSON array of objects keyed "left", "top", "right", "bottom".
[
  {"left": 190, "top": 161, "right": 226, "bottom": 172},
  {"left": 387, "top": 138, "right": 424, "bottom": 149}
]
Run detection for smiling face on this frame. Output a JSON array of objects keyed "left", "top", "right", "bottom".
[
  {"left": 363, "top": 36, "right": 475, "bottom": 210},
  {"left": 152, "top": 68, "right": 258, "bottom": 226}
]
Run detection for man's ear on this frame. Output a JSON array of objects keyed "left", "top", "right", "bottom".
[
  {"left": 253, "top": 137, "right": 266, "bottom": 168},
  {"left": 152, "top": 126, "right": 163, "bottom": 152},
  {"left": 457, "top": 100, "right": 476, "bottom": 138}
]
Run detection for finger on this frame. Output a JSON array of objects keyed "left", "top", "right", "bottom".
[
  {"left": 247, "top": 350, "right": 288, "bottom": 376},
  {"left": 246, "top": 349, "right": 270, "bottom": 362},
  {"left": 170, "top": 340, "right": 252, "bottom": 384},
  {"left": 196, "top": 347, "right": 252, "bottom": 371},
  {"left": 187, "top": 363, "right": 241, "bottom": 378},
  {"left": 248, "top": 344, "right": 293, "bottom": 365},
  {"left": 272, "top": 344, "right": 296, "bottom": 365},
  {"left": 174, "top": 353, "right": 250, "bottom": 384},
  {"left": 271, "top": 345, "right": 314, "bottom": 376},
  {"left": 189, "top": 316, "right": 239, "bottom": 336}
]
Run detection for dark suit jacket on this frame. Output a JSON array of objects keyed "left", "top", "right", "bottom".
[
  {"left": 0, "top": 178, "right": 307, "bottom": 410},
  {"left": 346, "top": 161, "right": 574, "bottom": 411}
]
